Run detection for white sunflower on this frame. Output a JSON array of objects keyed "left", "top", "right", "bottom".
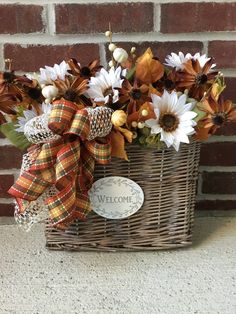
[
  {"left": 15, "top": 103, "right": 52, "bottom": 133},
  {"left": 145, "top": 90, "right": 197, "bottom": 151},
  {"left": 165, "top": 52, "right": 216, "bottom": 70},
  {"left": 86, "top": 67, "right": 123, "bottom": 104},
  {"left": 39, "top": 60, "right": 70, "bottom": 84}
]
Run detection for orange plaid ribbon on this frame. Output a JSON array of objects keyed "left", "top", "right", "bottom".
[{"left": 9, "top": 100, "right": 111, "bottom": 227}]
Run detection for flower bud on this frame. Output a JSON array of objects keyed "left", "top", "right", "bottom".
[
  {"left": 42, "top": 85, "right": 58, "bottom": 99},
  {"left": 131, "top": 47, "right": 136, "bottom": 54},
  {"left": 111, "top": 110, "right": 127, "bottom": 127},
  {"left": 113, "top": 48, "right": 128, "bottom": 63},
  {"left": 108, "top": 43, "right": 117, "bottom": 52},
  {"left": 105, "top": 31, "right": 112, "bottom": 37},
  {"left": 108, "top": 60, "right": 115, "bottom": 68},
  {"left": 141, "top": 109, "right": 149, "bottom": 117}
]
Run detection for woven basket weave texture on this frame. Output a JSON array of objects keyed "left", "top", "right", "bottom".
[{"left": 45, "top": 141, "right": 200, "bottom": 251}]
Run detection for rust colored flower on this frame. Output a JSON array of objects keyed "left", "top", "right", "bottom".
[
  {"left": 153, "top": 69, "right": 178, "bottom": 93},
  {"left": 119, "top": 79, "right": 150, "bottom": 114},
  {"left": 177, "top": 58, "right": 218, "bottom": 100},
  {"left": 67, "top": 59, "right": 102, "bottom": 79},
  {"left": 195, "top": 96, "right": 236, "bottom": 140},
  {"left": 53, "top": 76, "right": 89, "bottom": 105}
]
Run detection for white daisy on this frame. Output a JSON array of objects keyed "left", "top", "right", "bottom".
[
  {"left": 39, "top": 60, "right": 70, "bottom": 84},
  {"left": 145, "top": 90, "right": 197, "bottom": 151},
  {"left": 165, "top": 52, "right": 216, "bottom": 70},
  {"left": 86, "top": 67, "right": 123, "bottom": 104},
  {"left": 15, "top": 103, "right": 52, "bottom": 133}
]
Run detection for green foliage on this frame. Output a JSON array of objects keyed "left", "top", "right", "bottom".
[
  {"left": 126, "top": 66, "right": 136, "bottom": 81},
  {"left": 0, "top": 122, "right": 31, "bottom": 151}
]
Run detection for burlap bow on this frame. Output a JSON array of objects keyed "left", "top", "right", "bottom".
[{"left": 9, "top": 100, "right": 113, "bottom": 227}]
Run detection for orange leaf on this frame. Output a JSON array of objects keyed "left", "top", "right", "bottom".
[
  {"left": 110, "top": 130, "right": 128, "bottom": 161},
  {"left": 117, "top": 127, "right": 133, "bottom": 143},
  {"left": 136, "top": 48, "right": 164, "bottom": 84},
  {"left": 194, "top": 125, "right": 211, "bottom": 141}
]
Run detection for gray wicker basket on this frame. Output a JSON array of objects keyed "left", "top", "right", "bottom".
[{"left": 45, "top": 141, "right": 200, "bottom": 251}]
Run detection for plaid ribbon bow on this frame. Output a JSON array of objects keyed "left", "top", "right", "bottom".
[{"left": 9, "top": 100, "right": 111, "bottom": 227}]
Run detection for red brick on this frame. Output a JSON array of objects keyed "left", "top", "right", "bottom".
[
  {"left": 0, "top": 203, "right": 15, "bottom": 216},
  {"left": 106, "top": 41, "right": 203, "bottom": 63},
  {"left": 200, "top": 142, "right": 236, "bottom": 166},
  {"left": 223, "top": 77, "right": 236, "bottom": 102},
  {"left": 161, "top": 3, "right": 236, "bottom": 33},
  {"left": 202, "top": 172, "right": 236, "bottom": 194},
  {"left": 55, "top": 3, "right": 153, "bottom": 34},
  {"left": 4, "top": 44, "right": 100, "bottom": 72},
  {"left": 208, "top": 41, "right": 236, "bottom": 68},
  {"left": 196, "top": 200, "right": 236, "bottom": 211},
  {"left": 0, "top": 146, "right": 22, "bottom": 169},
  {"left": 0, "top": 4, "right": 44, "bottom": 34},
  {"left": 0, "top": 175, "right": 14, "bottom": 198}
]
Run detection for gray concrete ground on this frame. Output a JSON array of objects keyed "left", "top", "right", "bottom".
[{"left": 0, "top": 217, "right": 235, "bottom": 314}]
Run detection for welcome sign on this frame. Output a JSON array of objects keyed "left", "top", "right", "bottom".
[{"left": 89, "top": 176, "right": 144, "bottom": 219}]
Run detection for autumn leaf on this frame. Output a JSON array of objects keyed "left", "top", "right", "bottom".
[
  {"left": 135, "top": 48, "right": 164, "bottom": 84},
  {"left": 117, "top": 126, "right": 133, "bottom": 143},
  {"left": 110, "top": 129, "right": 129, "bottom": 161}
]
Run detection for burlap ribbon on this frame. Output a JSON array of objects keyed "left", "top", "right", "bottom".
[{"left": 9, "top": 100, "right": 112, "bottom": 227}]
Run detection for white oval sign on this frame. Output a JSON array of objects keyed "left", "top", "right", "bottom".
[{"left": 89, "top": 176, "right": 144, "bottom": 219}]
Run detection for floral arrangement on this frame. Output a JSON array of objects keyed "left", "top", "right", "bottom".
[{"left": 0, "top": 30, "right": 235, "bottom": 229}]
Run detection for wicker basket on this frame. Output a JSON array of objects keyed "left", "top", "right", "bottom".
[{"left": 45, "top": 141, "right": 200, "bottom": 251}]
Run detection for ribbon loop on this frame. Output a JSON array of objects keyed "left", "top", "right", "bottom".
[{"left": 9, "top": 100, "right": 113, "bottom": 228}]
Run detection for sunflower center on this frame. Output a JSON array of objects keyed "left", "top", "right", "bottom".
[
  {"left": 80, "top": 66, "right": 91, "bottom": 77},
  {"left": 212, "top": 112, "right": 226, "bottom": 126},
  {"left": 196, "top": 74, "right": 208, "bottom": 85},
  {"left": 3, "top": 71, "right": 15, "bottom": 83},
  {"left": 64, "top": 89, "right": 77, "bottom": 102},
  {"left": 159, "top": 113, "right": 179, "bottom": 132},
  {"left": 28, "top": 88, "right": 41, "bottom": 100},
  {"left": 130, "top": 89, "right": 142, "bottom": 100}
]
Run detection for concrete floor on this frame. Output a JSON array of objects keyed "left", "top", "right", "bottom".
[{"left": 0, "top": 217, "right": 235, "bottom": 314}]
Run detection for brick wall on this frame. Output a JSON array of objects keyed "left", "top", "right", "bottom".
[{"left": 0, "top": 0, "right": 236, "bottom": 215}]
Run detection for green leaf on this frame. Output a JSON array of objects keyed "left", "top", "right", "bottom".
[
  {"left": 0, "top": 123, "right": 31, "bottom": 151},
  {"left": 126, "top": 66, "right": 136, "bottom": 81},
  {"left": 193, "top": 104, "right": 207, "bottom": 122}
]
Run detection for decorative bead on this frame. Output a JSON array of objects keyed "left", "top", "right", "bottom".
[
  {"left": 138, "top": 122, "right": 145, "bottom": 129},
  {"left": 131, "top": 121, "right": 138, "bottom": 128},
  {"left": 132, "top": 131, "right": 137, "bottom": 139}
]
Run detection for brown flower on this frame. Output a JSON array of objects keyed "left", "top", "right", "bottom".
[
  {"left": 195, "top": 96, "right": 236, "bottom": 140},
  {"left": 119, "top": 79, "right": 150, "bottom": 114},
  {"left": 53, "top": 76, "right": 89, "bottom": 105},
  {"left": 67, "top": 59, "right": 102, "bottom": 78},
  {"left": 177, "top": 58, "right": 218, "bottom": 100},
  {"left": 0, "top": 70, "right": 33, "bottom": 96},
  {"left": 153, "top": 69, "right": 178, "bottom": 93}
]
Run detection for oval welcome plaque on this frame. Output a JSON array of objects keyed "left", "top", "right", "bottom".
[{"left": 89, "top": 176, "right": 144, "bottom": 219}]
